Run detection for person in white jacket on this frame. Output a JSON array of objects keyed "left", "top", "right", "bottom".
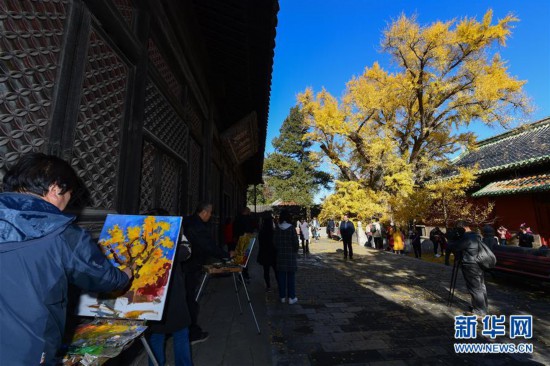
[{"left": 299, "top": 219, "right": 310, "bottom": 255}]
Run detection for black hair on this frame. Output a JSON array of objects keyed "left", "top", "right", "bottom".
[
  {"left": 455, "top": 219, "right": 472, "bottom": 229},
  {"left": 195, "top": 201, "right": 212, "bottom": 214},
  {"left": 278, "top": 209, "right": 292, "bottom": 224},
  {"left": 261, "top": 214, "right": 273, "bottom": 234},
  {"left": 2, "top": 153, "right": 78, "bottom": 196},
  {"left": 142, "top": 208, "right": 170, "bottom": 216},
  {"left": 446, "top": 227, "right": 465, "bottom": 241}
]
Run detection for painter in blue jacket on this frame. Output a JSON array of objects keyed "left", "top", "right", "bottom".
[{"left": 0, "top": 153, "right": 131, "bottom": 365}]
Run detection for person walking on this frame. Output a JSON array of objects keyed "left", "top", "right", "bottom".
[
  {"left": 392, "top": 227, "right": 405, "bottom": 254},
  {"left": 387, "top": 226, "right": 395, "bottom": 252},
  {"left": 411, "top": 227, "right": 422, "bottom": 258},
  {"left": 274, "top": 210, "right": 299, "bottom": 304},
  {"left": 447, "top": 220, "right": 488, "bottom": 316},
  {"left": 430, "top": 227, "right": 447, "bottom": 257},
  {"left": 326, "top": 218, "right": 335, "bottom": 239},
  {"left": 0, "top": 153, "right": 131, "bottom": 365},
  {"left": 366, "top": 223, "right": 374, "bottom": 248},
  {"left": 517, "top": 223, "right": 535, "bottom": 248},
  {"left": 482, "top": 225, "right": 498, "bottom": 249},
  {"left": 372, "top": 218, "right": 383, "bottom": 249},
  {"left": 257, "top": 213, "right": 277, "bottom": 291},
  {"left": 339, "top": 214, "right": 356, "bottom": 260},
  {"left": 311, "top": 217, "right": 320, "bottom": 240},
  {"left": 299, "top": 218, "right": 310, "bottom": 255},
  {"left": 497, "top": 225, "right": 510, "bottom": 246}
]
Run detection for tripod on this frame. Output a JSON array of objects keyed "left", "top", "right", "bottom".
[{"left": 447, "top": 258, "right": 462, "bottom": 307}]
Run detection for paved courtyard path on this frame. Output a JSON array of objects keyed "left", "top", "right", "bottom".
[{"left": 268, "top": 238, "right": 550, "bottom": 365}]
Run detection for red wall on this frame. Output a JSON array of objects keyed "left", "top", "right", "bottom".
[{"left": 487, "top": 194, "right": 549, "bottom": 246}]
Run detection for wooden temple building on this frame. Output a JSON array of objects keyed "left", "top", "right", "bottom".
[{"left": 0, "top": 0, "right": 279, "bottom": 237}]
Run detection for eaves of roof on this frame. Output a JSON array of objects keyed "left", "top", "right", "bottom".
[
  {"left": 472, "top": 173, "right": 550, "bottom": 197},
  {"left": 476, "top": 155, "right": 550, "bottom": 175},
  {"left": 452, "top": 117, "right": 550, "bottom": 176}
]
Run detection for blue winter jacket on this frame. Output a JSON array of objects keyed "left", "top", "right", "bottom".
[{"left": 0, "top": 193, "right": 130, "bottom": 365}]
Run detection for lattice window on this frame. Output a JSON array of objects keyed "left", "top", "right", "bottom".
[
  {"left": 111, "top": 0, "right": 134, "bottom": 29},
  {"left": 0, "top": 0, "right": 69, "bottom": 170},
  {"left": 139, "top": 140, "right": 183, "bottom": 214},
  {"left": 160, "top": 154, "right": 180, "bottom": 214},
  {"left": 147, "top": 39, "right": 182, "bottom": 100},
  {"left": 212, "top": 140, "right": 222, "bottom": 165},
  {"left": 184, "top": 94, "right": 203, "bottom": 136},
  {"left": 144, "top": 78, "right": 188, "bottom": 159},
  {"left": 189, "top": 138, "right": 201, "bottom": 211},
  {"left": 211, "top": 163, "right": 221, "bottom": 241},
  {"left": 139, "top": 140, "right": 155, "bottom": 213},
  {"left": 71, "top": 27, "right": 128, "bottom": 209}
]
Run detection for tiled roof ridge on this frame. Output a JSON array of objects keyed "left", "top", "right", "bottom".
[
  {"left": 475, "top": 116, "right": 550, "bottom": 149},
  {"left": 477, "top": 155, "right": 550, "bottom": 174},
  {"left": 472, "top": 173, "right": 550, "bottom": 197}
]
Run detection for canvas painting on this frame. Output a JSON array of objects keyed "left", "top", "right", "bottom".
[
  {"left": 63, "top": 320, "right": 147, "bottom": 363},
  {"left": 78, "top": 214, "right": 182, "bottom": 320},
  {"left": 234, "top": 233, "right": 256, "bottom": 267}
]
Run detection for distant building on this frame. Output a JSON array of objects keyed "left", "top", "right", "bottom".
[{"left": 452, "top": 117, "right": 550, "bottom": 246}]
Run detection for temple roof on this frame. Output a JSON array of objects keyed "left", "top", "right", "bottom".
[
  {"left": 453, "top": 117, "right": 550, "bottom": 175},
  {"left": 191, "top": 0, "right": 278, "bottom": 184},
  {"left": 472, "top": 173, "right": 550, "bottom": 197}
]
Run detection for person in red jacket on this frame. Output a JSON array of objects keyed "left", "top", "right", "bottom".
[{"left": 223, "top": 217, "right": 235, "bottom": 252}]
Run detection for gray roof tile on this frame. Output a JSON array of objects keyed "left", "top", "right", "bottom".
[{"left": 453, "top": 117, "right": 550, "bottom": 174}]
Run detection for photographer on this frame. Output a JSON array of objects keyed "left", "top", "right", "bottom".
[{"left": 447, "top": 220, "right": 488, "bottom": 316}]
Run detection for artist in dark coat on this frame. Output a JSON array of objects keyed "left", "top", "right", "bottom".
[
  {"left": 183, "top": 202, "right": 230, "bottom": 344},
  {"left": 0, "top": 153, "right": 131, "bottom": 366},
  {"left": 274, "top": 210, "right": 300, "bottom": 304},
  {"left": 257, "top": 213, "right": 277, "bottom": 291},
  {"left": 447, "top": 220, "right": 488, "bottom": 316},
  {"left": 339, "top": 214, "right": 356, "bottom": 260}
]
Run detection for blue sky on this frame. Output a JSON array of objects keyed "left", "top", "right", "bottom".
[{"left": 266, "top": 0, "right": 550, "bottom": 154}]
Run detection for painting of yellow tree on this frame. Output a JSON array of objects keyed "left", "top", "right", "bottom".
[{"left": 77, "top": 214, "right": 182, "bottom": 321}]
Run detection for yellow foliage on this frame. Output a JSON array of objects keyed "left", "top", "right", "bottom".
[
  {"left": 319, "top": 181, "right": 385, "bottom": 223},
  {"left": 131, "top": 256, "right": 171, "bottom": 294},
  {"left": 98, "top": 216, "right": 176, "bottom": 303},
  {"left": 127, "top": 226, "right": 141, "bottom": 242},
  {"left": 299, "top": 9, "right": 529, "bottom": 224},
  {"left": 391, "top": 168, "right": 489, "bottom": 227}
]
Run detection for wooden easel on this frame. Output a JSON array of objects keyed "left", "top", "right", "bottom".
[{"left": 195, "top": 236, "right": 260, "bottom": 334}]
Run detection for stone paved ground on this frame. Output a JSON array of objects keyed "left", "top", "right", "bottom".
[
  {"left": 268, "top": 238, "right": 550, "bottom": 366},
  {"left": 125, "top": 237, "right": 549, "bottom": 365}
]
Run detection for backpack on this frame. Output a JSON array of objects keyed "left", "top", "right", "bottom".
[{"left": 476, "top": 238, "right": 497, "bottom": 271}]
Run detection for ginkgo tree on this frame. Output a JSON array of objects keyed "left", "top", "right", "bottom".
[
  {"left": 390, "top": 167, "right": 494, "bottom": 227},
  {"left": 300, "top": 10, "right": 530, "bottom": 223}
]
